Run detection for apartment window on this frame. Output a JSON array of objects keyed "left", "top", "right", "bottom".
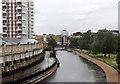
[
  {"left": 18, "top": 30, "right": 22, "bottom": 33},
  {"left": 3, "top": 27, "right": 7, "bottom": 30},
  {"left": 18, "top": 23, "right": 22, "bottom": 26},
  {"left": 17, "top": 2, "right": 22, "bottom": 5},
  {"left": 3, "top": 34, "right": 7, "bottom": 37},
  {"left": 17, "top": 9, "right": 22, "bottom": 12},
  {"left": 3, "top": 20, "right": 7, "bottom": 24},
  {"left": 18, "top": 16, "right": 22, "bottom": 19},
  {"left": 3, "top": 13, "right": 7, "bottom": 16},
  {"left": 3, "top": 6, "right": 6, "bottom": 9}
]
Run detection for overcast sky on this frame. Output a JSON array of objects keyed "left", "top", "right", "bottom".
[{"left": 0, "top": 0, "right": 119, "bottom": 35}]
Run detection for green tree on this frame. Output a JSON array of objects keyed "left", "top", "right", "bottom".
[
  {"left": 91, "top": 37, "right": 100, "bottom": 54},
  {"left": 70, "top": 38, "right": 79, "bottom": 48},
  {"left": 116, "top": 52, "right": 120, "bottom": 68},
  {"left": 117, "top": 36, "right": 120, "bottom": 52},
  {"left": 48, "top": 38, "right": 57, "bottom": 50},
  {"left": 101, "top": 33, "right": 118, "bottom": 57},
  {"left": 79, "top": 30, "right": 94, "bottom": 50}
]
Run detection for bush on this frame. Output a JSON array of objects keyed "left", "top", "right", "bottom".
[{"left": 116, "top": 52, "right": 120, "bottom": 68}]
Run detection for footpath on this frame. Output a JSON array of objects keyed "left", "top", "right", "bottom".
[{"left": 75, "top": 51, "right": 119, "bottom": 83}]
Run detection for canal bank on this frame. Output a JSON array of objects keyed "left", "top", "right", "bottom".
[
  {"left": 2, "top": 57, "right": 58, "bottom": 84},
  {"left": 74, "top": 50, "right": 119, "bottom": 83},
  {"left": 25, "top": 58, "right": 59, "bottom": 84}
]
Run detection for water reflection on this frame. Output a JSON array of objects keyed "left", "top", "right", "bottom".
[
  {"left": 43, "top": 51, "right": 107, "bottom": 82},
  {"left": 80, "top": 57, "right": 106, "bottom": 82}
]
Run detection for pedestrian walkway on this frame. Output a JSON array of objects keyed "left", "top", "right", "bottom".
[
  {"left": 2, "top": 58, "right": 56, "bottom": 83},
  {"left": 75, "top": 51, "right": 119, "bottom": 83}
]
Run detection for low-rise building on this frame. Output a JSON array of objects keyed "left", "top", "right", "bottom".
[
  {"left": 35, "top": 33, "right": 70, "bottom": 46},
  {"left": 0, "top": 38, "right": 44, "bottom": 75},
  {"left": 72, "top": 32, "right": 82, "bottom": 38}
]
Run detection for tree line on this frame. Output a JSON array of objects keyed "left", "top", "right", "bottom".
[{"left": 70, "top": 29, "right": 120, "bottom": 67}]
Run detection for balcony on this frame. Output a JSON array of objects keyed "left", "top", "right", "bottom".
[
  {"left": 22, "top": 18, "right": 27, "bottom": 21},
  {"left": 31, "top": 17, "right": 34, "bottom": 20},
  {"left": 3, "top": 32, "right": 7, "bottom": 34},
  {"left": 22, "top": 4, "right": 26, "bottom": 7},
  {"left": 22, "top": 11, "right": 26, "bottom": 14},
  {"left": 2, "top": 11, "right": 6, "bottom": 13},
  {"left": 17, "top": 28, "right": 22, "bottom": 31},
  {"left": 16, "top": 7, "right": 21, "bottom": 10},
  {"left": 16, "top": 21, "right": 22, "bottom": 24},
  {"left": 3, "top": 18, "right": 7, "bottom": 20},
  {"left": 30, "top": 2, "right": 34, "bottom": 6},
  {"left": 3, "top": 25, "right": 7, "bottom": 27},
  {"left": 17, "top": 35, "right": 22, "bottom": 39},
  {"left": 2, "top": 3, "right": 6, "bottom": 6},
  {"left": 22, "top": 33, "right": 27, "bottom": 35},
  {"left": 16, "top": 13, "right": 21, "bottom": 17}
]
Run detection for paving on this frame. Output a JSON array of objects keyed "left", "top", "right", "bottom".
[{"left": 75, "top": 51, "right": 119, "bottom": 83}]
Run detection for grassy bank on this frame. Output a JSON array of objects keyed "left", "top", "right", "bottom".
[{"left": 75, "top": 49, "right": 120, "bottom": 72}]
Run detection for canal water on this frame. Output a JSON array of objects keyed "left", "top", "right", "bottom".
[{"left": 43, "top": 51, "right": 107, "bottom": 82}]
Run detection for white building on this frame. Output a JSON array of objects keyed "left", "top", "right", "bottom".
[
  {"left": 2, "top": 0, "right": 34, "bottom": 39},
  {"left": 61, "top": 30, "right": 69, "bottom": 46},
  {"left": 61, "top": 30, "right": 69, "bottom": 36}
]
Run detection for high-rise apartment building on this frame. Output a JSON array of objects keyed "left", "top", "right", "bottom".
[
  {"left": 2, "top": 0, "right": 34, "bottom": 39},
  {"left": 119, "top": 1, "right": 120, "bottom": 33}
]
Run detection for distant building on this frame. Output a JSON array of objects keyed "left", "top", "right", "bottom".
[
  {"left": 35, "top": 34, "right": 70, "bottom": 46},
  {"left": 61, "top": 30, "right": 69, "bottom": 46},
  {"left": 35, "top": 35, "right": 43, "bottom": 42},
  {"left": 61, "top": 30, "right": 69, "bottom": 36},
  {"left": 111, "top": 30, "right": 119, "bottom": 36},
  {"left": 72, "top": 32, "right": 82, "bottom": 38},
  {"left": 2, "top": 0, "right": 34, "bottom": 39},
  {"left": 54, "top": 35, "right": 64, "bottom": 45}
]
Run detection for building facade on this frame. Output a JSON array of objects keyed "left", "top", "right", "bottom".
[
  {"left": 35, "top": 34, "right": 70, "bottom": 46},
  {"left": 72, "top": 32, "right": 82, "bottom": 38},
  {"left": 2, "top": 0, "right": 34, "bottom": 39},
  {"left": 0, "top": 38, "right": 44, "bottom": 75},
  {"left": 61, "top": 30, "right": 69, "bottom": 36}
]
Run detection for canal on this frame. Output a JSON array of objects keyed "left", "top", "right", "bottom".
[{"left": 43, "top": 50, "right": 107, "bottom": 82}]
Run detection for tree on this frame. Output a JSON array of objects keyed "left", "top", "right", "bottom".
[
  {"left": 79, "top": 30, "right": 94, "bottom": 50},
  {"left": 70, "top": 38, "right": 79, "bottom": 48},
  {"left": 91, "top": 37, "right": 100, "bottom": 54},
  {"left": 117, "top": 36, "right": 120, "bottom": 52},
  {"left": 48, "top": 38, "right": 57, "bottom": 50},
  {"left": 101, "top": 33, "right": 118, "bottom": 57},
  {"left": 116, "top": 52, "right": 120, "bottom": 68}
]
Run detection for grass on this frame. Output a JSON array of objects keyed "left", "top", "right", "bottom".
[
  {"left": 76, "top": 49, "right": 120, "bottom": 72},
  {"left": 75, "top": 49, "right": 88, "bottom": 53}
]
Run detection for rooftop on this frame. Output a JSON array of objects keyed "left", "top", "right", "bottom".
[{"left": 0, "top": 38, "right": 38, "bottom": 46}]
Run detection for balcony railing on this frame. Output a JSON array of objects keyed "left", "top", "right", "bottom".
[{"left": 16, "top": 28, "right": 22, "bottom": 31}]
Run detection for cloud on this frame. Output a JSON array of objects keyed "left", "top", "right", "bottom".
[{"left": 0, "top": 0, "right": 119, "bottom": 34}]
